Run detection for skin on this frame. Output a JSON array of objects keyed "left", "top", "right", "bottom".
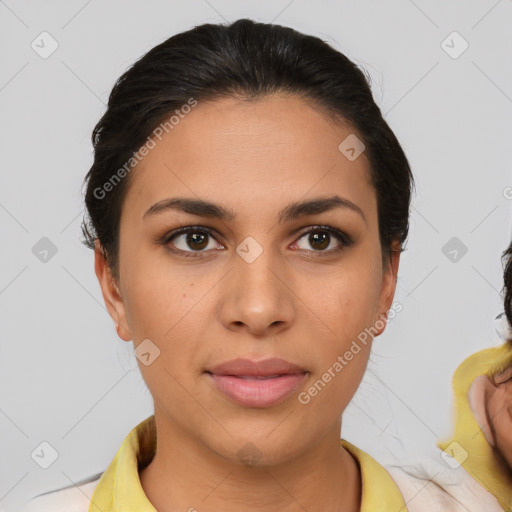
[
  {"left": 95, "top": 93, "right": 400, "bottom": 512},
  {"left": 469, "top": 365, "right": 512, "bottom": 473}
]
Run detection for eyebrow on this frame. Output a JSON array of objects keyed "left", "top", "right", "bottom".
[{"left": 143, "top": 195, "right": 367, "bottom": 224}]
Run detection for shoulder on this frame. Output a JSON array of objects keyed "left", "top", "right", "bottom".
[
  {"left": 385, "top": 457, "right": 504, "bottom": 512},
  {"left": 20, "top": 473, "right": 102, "bottom": 512}
]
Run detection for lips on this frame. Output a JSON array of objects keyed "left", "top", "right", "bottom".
[
  {"left": 206, "top": 357, "right": 308, "bottom": 408},
  {"left": 207, "top": 357, "right": 307, "bottom": 377}
]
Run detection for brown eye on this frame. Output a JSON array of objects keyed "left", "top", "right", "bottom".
[
  {"left": 185, "top": 232, "right": 209, "bottom": 250},
  {"left": 294, "top": 226, "right": 353, "bottom": 254},
  {"left": 308, "top": 232, "right": 329, "bottom": 250},
  {"left": 163, "top": 227, "right": 223, "bottom": 256}
]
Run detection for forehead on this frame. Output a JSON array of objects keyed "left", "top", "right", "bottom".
[{"left": 121, "top": 93, "right": 375, "bottom": 224}]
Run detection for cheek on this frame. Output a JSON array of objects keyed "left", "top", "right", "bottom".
[
  {"left": 298, "top": 282, "right": 376, "bottom": 409},
  {"left": 122, "top": 281, "right": 209, "bottom": 401},
  {"left": 326, "top": 267, "right": 382, "bottom": 333},
  {"left": 298, "top": 334, "right": 372, "bottom": 427},
  {"left": 492, "top": 385, "right": 512, "bottom": 468},
  {"left": 122, "top": 257, "right": 199, "bottom": 340},
  {"left": 123, "top": 280, "right": 174, "bottom": 339}
]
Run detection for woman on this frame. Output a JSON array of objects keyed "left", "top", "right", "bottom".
[
  {"left": 435, "top": 240, "right": 512, "bottom": 511},
  {"left": 20, "top": 18, "right": 502, "bottom": 512},
  {"left": 377, "top": 242, "right": 512, "bottom": 512}
]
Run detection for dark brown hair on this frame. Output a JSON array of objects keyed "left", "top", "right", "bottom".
[
  {"left": 503, "top": 239, "right": 512, "bottom": 334},
  {"left": 80, "top": 18, "right": 414, "bottom": 281}
]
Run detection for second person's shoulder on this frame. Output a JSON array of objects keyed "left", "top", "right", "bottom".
[
  {"left": 19, "top": 473, "right": 102, "bottom": 512},
  {"left": 385, "top": 456, "right": 503, "bottom": 512}
]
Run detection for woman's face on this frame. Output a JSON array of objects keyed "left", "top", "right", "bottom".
[
  {"left": 95, "top": 93, "right": 399, "bottom": 465},
  {"left": 471, "top": 365, "right": 512, "bottom": 469},
  {"left": 490, "top": 366, "right": 512, "bottom": 468}
]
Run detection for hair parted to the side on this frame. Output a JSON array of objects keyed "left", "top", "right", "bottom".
[{"left": 80, "top": 18, "right": 414, "bottom": 282}]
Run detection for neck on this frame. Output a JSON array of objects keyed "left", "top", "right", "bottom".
[{"left": 139, "top": 412, "right": 361, "bottom": 512}]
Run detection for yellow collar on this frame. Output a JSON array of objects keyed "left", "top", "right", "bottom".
[
  {"left": 438, "top": 341, "right": 512, "bottom": 511},
  {"left": 89, "top": 415, "right": 407, "bottom": 512},
  {"left": 340, "top": 438, "right": 408, "bottom": 511}
]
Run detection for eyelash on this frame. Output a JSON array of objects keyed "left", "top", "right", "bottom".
[{"left": 158, "top": 225, "right": 354, "bottom": 259}]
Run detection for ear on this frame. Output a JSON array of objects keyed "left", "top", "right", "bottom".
[
  {"left": 468, "top": 375, "right": 497, "bottom": 447},
  {"left": 94, "top": 239, "right": 132, "bottom": 341},
  {"left": 374, "top": 240, "right": 401, "bottom": 336}
]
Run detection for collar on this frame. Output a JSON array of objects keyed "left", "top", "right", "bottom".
[
  {"left": 437, "top": 341, "right": 512, "bottom": 511},
  {"left": 89, "top": 415, "right": 407, "bottom": 512}
]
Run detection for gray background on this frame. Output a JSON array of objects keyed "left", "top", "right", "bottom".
[{"left": 1, "top": 0, "right": 511, "bottom": 509}]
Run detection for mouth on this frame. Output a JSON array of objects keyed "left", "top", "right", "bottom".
[{"left": 205, "top": 357, "right": 309, "bottom": 408}]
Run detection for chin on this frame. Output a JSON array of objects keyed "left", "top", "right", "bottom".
[{"left": 204, "top": 430, "right": 306, "bottom": 468}]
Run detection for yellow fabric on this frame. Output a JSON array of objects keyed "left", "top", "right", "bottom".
[
  {"left": 340, "top": 438, "right": 408, "bottom": 511},
  {"left": 438, "top": 341, "right": 512, "bottom": 511},
  {"left": 89, "top": 415, "right": 408, "bottom": 512}
]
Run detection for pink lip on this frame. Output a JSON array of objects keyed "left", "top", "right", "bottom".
[{"left": 206, "top": 357, "right": 308, "bottom": 408}]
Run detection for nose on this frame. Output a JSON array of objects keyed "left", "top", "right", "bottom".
[{"left": 219, "top": 245, "right": 295, "bottom": 337}]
